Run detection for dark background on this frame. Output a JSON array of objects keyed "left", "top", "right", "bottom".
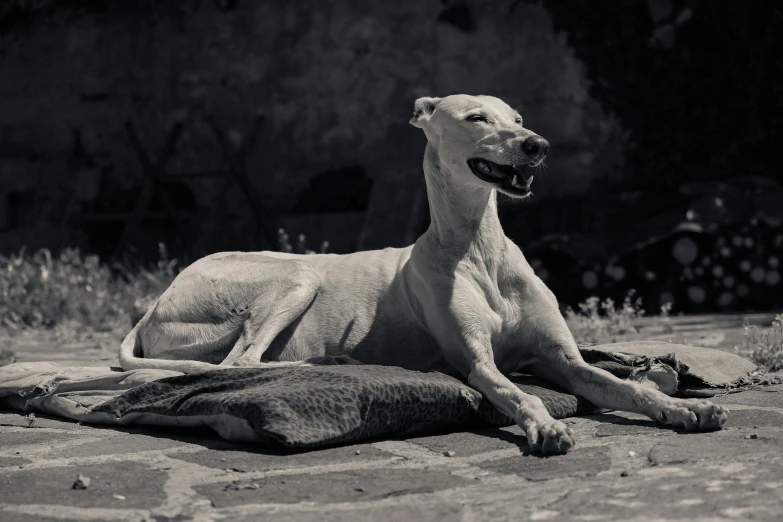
[{"left": 1, "top": 0, "right": 781, "bottom": 314}]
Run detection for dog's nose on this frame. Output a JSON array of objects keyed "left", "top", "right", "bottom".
[{"left": 521, "top": 136, "right": 550, "bottom": 159}]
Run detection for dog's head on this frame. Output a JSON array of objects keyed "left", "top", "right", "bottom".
[{"left": 410, "top": 94, "right": 549, "bottom": 198}]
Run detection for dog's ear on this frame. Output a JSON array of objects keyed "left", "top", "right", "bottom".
[{"left": 409, "top": 97, "right": 442, "bottom": 128}]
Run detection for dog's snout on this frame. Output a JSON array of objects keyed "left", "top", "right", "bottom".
[{"left": 521, "top": 136, "right": 550, "bottom": 159}]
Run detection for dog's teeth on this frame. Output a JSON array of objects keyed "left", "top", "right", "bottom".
[{"left": 512, "top": 175, "right": 518, "bottom": 186}]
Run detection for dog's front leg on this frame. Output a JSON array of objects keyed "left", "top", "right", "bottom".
[
  {"left": 467, "top": 356, "right": 576, "bottom": 455},
  {"left": 565, "top": 359, "right": 728, "bottom": 431},
  {"left": 435, "top": 310, "right": 575, "bottom": 454},
  {"left": 531, "top": 336, "right": 729, "bottom": 432}
]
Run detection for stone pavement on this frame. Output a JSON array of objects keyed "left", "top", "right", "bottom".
[
  {"left": 1, "top": 383, "right": 782, "bottom": 521},
  {"left": 1, "top": 313, "right": 782, "bottom": 521}
]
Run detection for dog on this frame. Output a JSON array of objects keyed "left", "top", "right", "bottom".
[{"left": 120, "top": 94, "right": 727, "bottom": 455}]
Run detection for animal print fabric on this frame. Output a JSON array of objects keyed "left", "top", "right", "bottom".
[{"left": 93, "top": 365, "right": 594, "bottom": 448}]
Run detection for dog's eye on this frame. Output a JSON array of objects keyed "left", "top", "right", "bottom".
[
  {"left": 466, "top": 114, "right": 487, "bottom": 122},
  {"left": 515, "top": 115, "right": 523, "bottom": 124}
]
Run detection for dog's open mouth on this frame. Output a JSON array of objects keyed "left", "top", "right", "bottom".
[{"left": 467, "top": 159, "right": 533, "bottom": 196}]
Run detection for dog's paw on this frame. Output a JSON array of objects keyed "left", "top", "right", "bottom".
[
  {"left": 524, "top": 419, "right": 576, "bottom": 455},
  {"left": 653, "top": 399, "right": 728, "bottom": 431}
]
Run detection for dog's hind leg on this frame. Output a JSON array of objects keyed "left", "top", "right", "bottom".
[{"left": 219, "top": 264, "right": 321, "bottom": 368}]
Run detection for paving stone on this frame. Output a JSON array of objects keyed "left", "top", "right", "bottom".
[
  {"left": 476, "top": 446, "right": 612, "bottom": 481},
  {"left": 648, "top": 428, "right": 783, "bottom": 465},
  {"left": 171, "top": 442, "right": 391, "bottom": 472},
  {"left": 0, "top": 511, "right": 62, "bottom": 522},
  {"left": 41, "top": 431, "right": 186, "bottom": 459},
  {"left": 713, "top": 386, "right": 783, "bottom": 407},
  {"left": 0, "top": 462, "right": 167, "bottom": 509},
  {"left": 723, "top": 408, "right": 783, "bottom": 428},
  {"left": 233, "top": 503, "right": 466, "bottom": 522},
  {"left": 0, "top": 430, "right": 82, "bottom": 446},
  {"left": 591, "top": 415, "right": 668, "bottom": 438},
  {"left": 0, "top": 412, "right": 84, "bottom": 430},
  {"left": 544, "top": 460, "right": 783, "bottom": 521},
  {"left": 594, "top": 423, "right": 667, "bottom": 437},
  {"left": 197, "top": 468, "right": 474, "bottom": 507},
  {"left": 406, "top": 428, "right": 526, "bottom": 456},
  {"left": 0, "top": 456, "right": 31, "bottom": 468}
]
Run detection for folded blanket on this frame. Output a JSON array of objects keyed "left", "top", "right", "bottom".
[{"left": 0, "top": 342, "right": 765, "bottom": 448}]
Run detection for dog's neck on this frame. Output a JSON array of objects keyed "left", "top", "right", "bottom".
[{"left": 421, "top": 142, "right": 506, "bottom": 259}]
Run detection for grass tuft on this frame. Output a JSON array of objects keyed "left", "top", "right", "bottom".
[
  {"left": 1, "top": 231, "right": 324, "bottom": 337},
  {"left": 277, "top": 229, "right": 330, "bottom": 255},
  {"left": 1, "top": 245, "right": 177, "bottom": 335},
  {"left": 735, "top": 314, "right": 783, "bottom": 371},
  {"left": 565, "top": 290, "right": 645, "bottom": 345}
]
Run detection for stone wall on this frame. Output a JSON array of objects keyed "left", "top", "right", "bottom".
[{"left": 0, "top": 0, "right": 622, "bottom": 257}]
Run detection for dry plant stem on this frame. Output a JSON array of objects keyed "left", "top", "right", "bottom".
[
  {"left": 1, "top": 236, "right": 329, "bottom": 335},
  {"left": 566, "top": 290, "right": 645, "bottom": 345},
  {"left": 738, "top": 314, "right": 783, "bottom": 371}
]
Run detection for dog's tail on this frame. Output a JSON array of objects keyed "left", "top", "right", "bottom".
[{"left": 118, "top": 305, "right": 223, "bottom": 374}]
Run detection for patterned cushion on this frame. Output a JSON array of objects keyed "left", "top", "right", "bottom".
[
  {"left": 94, "top": 365, "right": 594, "bottom": 448},
  {"left": 2, "top": 342, "right": 761, "bottom": 449}
]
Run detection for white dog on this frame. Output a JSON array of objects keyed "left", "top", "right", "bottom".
[{"left": 120, "top": 94, "right": 727, "bottom": 455}]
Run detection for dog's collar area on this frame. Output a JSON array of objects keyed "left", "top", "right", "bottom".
[{"left": 467, "top": 158, "right": 533, "bottom": 197}]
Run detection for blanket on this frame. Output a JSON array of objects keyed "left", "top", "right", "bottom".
[{"left": 0, "top": 342, "right": 764, "bottom": 448}]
